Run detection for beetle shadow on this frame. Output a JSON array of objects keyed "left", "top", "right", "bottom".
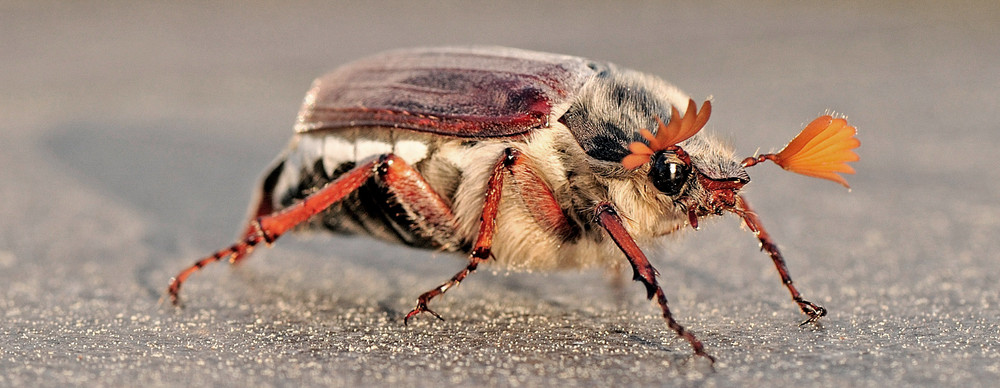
[
  {"left": 602, "top": 326, "right": 716, "bottom": 372},
  {"left": 43, "top": 120, "right": 284, "bottom": 232},
  {"left": 42, "top": 119, "right": 288, "bottom": 300}
]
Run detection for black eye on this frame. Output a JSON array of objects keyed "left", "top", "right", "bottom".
[{"left": 649, "top": 151, "right": 690, "bottom": 196}]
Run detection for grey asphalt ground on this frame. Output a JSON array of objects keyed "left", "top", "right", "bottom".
[{"left": 3, "top": 1, "right": 999, "bottom": 386}]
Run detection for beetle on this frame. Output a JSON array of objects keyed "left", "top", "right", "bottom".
[{"left": 167, "top": 46, "right": 859, "bottom": 362}]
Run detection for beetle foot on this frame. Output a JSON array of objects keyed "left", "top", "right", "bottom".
[
  {"left": 795, "top": 297, "right": 827, "bottom": 326},
  {"left": 404, "top": 301, "right": 445, "bottom": 325},
  {"left": 687, "top": 349, "right": 717, "bottom": 369}
]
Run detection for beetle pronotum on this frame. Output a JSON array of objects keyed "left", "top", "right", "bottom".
[{"left": 168, "top": 46, "right": 859, "bottom": 362}]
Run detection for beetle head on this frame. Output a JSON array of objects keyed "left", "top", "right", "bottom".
[
  {"left": 620, "top": 100, "right": 746, "bottom": 228},
  {"left": 622, "top": 99, "right": 859, "bottom": 230}
]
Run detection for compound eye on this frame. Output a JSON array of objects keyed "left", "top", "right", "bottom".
[{"left": 648, "top": 151, "right": 690, "bottom": 196}]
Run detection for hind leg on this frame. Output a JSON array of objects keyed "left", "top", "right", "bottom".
[{"left": 167, "top": 154, "right": 457, "bottom": 306}]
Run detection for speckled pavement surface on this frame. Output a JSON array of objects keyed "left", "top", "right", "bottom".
[{"left": 2, "top": 1, "right": 998, "bottom": 386}]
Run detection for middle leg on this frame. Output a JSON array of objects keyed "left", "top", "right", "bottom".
[{"left": 404, "top": 147, "right": 573, "bottom": 323}]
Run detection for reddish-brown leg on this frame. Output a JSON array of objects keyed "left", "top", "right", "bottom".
[
  {"left": 735, "top": 195, "right": 827, "bottom": 325},
  {"left": 404, "top": 147, "right": 573, "bottom": 323},
  {"left": 375, "top": 152, "right": 461, "bottom": 249},
  {"left": 505, "top": 153, "right": 575, "bottom": 240},
  {"left": 167, "top": 154, "right": 457, "bottom": 306},
  {"left": 595, "top": 202, "right": 715, "bottom": 363}
]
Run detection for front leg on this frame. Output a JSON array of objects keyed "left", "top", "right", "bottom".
[
  {"left": 595, "top": 202, "right": 715, "bottom": 363},
  {"left": 735, "top": 195, "right": 827, "bottom": 325}
]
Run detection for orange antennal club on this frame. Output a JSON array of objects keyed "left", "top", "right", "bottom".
[{"left": 743, "top": 115, "right": 860, "bottom": 188}]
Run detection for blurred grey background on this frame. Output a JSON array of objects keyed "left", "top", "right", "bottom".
[{"left": 2, "top": 1, "right": 998, "bottom": 386}]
